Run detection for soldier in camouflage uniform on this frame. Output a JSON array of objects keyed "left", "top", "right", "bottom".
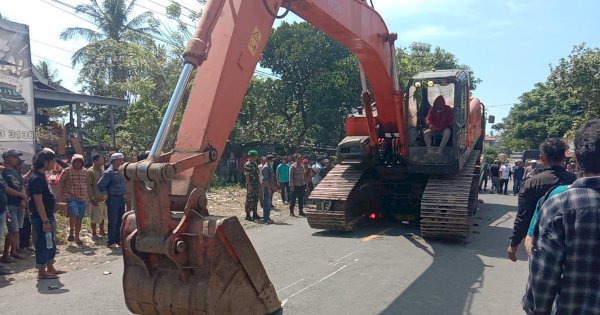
[{"left": 244, "top": 150, "right": 262, "bottom": 221}]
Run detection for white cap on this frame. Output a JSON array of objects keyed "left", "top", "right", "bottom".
[
  {"left": 41, "top": 147, "right": 55, "bottom": 154},
  {"left": 530, "top": 159, "right": 538, "bottom": 163},
  {"left": 111, "top": 152, "right": 125, "bottom": 161}
]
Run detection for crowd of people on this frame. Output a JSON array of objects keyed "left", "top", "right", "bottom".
[
  {"left": 493, "top": 119, "right": 600, "bottom": 315},
  {"left": 479, "top": 156, "right": 577, "bottom": 196},
  {"left": 240, "top": 151, "right": 332, "bottom": 224},
  {"left": 0, "top": 148, "right": 128, "bottom": 279}
]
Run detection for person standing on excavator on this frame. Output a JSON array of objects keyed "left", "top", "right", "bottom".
[
  {"left": 244, "top": 150, "right": 262, "bottom": 221},
  {"left": 423, "top": 95, "right": 453, "bottom": 148}
]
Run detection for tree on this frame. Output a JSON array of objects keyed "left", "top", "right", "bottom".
[
  {"left": 60, "top": 0, "right": 158, "bottom": 147},
  {"left": 396, "top": 42, "right": 481, "bottom": 90},
  {"left": 35, "top": 60, "right": 62, "bottom": 85},
  {"left": 250, "top": 21, "right": 360, "bottom": 149},
  {"left": 499, "top": 43, "right": 599, "bottom": 151},
  {"left": 60, "top": 0, "right": 158, "bottom": 67}
]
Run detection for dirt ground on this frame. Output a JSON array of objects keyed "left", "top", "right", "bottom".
[{"left": 0, "top": 185, "right": 304, "bottom": 286}]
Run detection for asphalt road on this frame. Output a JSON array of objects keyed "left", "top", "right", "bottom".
[{"left": 0, "top": 193, "right": 528, "bottom": 315}]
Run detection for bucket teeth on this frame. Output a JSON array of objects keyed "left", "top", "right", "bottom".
[{"left": 122, "top": 215, "right": 281, "bottom": 315}]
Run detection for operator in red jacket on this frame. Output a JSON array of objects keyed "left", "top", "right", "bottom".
[{"left": 424, "top": 95, "right": 453, "bottom": 148}]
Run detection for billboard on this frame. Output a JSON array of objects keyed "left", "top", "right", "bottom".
[{"left": 0, "top": 19, "right": 36, "bottom": 161}]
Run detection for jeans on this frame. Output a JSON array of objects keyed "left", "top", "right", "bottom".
[
  {"left": 500, "top": 178, "right": 509, "bottom": 194},
  {"left": 513, "top": 178, "right": 522, "bottom": 194},
  {"left": 491, "top": 176, "right": 500, "bottom": 193},
  {"left": 262, "top": 187, "right": 271, "bottom": 221},
  {"left": 480, "top": 177, "right": 488, "bottom": 190},
  {"left": 106, "top": 195, "right": 125, "bottom": 246},
  {"left": 289, "top": 186, "right": 305, "bottom": 213},
  {"left": 280, "top": 182, "right": 289, "bottom": 203},
  {"left": 7, "top": 205, "right": 24, "bottom": 233},
  {"left": 31, "top": 216, "right": 56, "bottom": 269},
  {"left": 67, "top": 198, "right": 87, "bottom": 224}
]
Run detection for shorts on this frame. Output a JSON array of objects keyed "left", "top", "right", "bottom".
[
  {"left": 90, "top": 201, "right": 108, "bottom": 224},
  {"left": 67, "top": 198, "right": 87, "bottom": 220},
  {"left": 7, "top": 205, "right": 24, "bottom": 233},
  {"left": 0, "top": 211, "right": 6, "bottom": 236}
]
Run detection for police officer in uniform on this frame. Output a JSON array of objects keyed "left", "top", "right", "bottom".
[{"left": 244, "top": 150, "right": 262, "bottom": 221}]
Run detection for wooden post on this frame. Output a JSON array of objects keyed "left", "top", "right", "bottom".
[
  {"left": 109, "top": 106, "right": 116, "bottom": 149},
  {"left": 76, "top": 103, "right": 82, "bottom": 141}
]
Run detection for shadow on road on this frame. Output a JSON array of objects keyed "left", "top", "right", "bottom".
[
  {"left": 379, "top": 202, "right": 520, "bottom": 315},
  {"left": 36, "top": 278, "right": 70, "bottom": 294}
]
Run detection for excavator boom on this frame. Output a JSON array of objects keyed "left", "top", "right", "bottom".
[{"left": 120, "top": 1, "right": 403, "bottom": 314}]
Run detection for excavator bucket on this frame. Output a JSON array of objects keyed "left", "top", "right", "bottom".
[{"left": 121, "top": 211, "right": 281, "bottom": 315}]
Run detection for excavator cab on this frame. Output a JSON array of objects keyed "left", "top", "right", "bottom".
[{"left": 405, "top": 69, "right": 471, "bottom": 175}]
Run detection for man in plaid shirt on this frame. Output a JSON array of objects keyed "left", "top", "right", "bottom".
[
  {"left": 524, "top": 119, "right": 600, "bottom": 315},
  {"left": 59, "top": 154, "right": 87, "bottom": 245}
]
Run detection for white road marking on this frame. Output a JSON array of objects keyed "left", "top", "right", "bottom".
[
  {"left": 285, "top": 265, "right": 348, "bottom": 300},
  {"left": 328, "top": 250, "right": 359, "bottom": 266},
  {"left": 277, "top": 278, "right": 305, "bottom": 293}
]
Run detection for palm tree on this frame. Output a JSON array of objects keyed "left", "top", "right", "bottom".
[
  {"left": 60, "top": 0, "right": 157, "bottom": 66},
  {"left": 35, "top": 60, "right": 63, "bottom": 85}
]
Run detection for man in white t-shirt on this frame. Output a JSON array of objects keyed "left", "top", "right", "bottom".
[{"left": 499, "top": 162, "right": 511, "bottom": 195}]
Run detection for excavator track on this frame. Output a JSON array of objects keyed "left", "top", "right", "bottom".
[
  {"left": 306, "top": 164, "right": 365, "bottom": 231},
  {"left": 419, "top": 150, "right": 481, "bottom": 239}
]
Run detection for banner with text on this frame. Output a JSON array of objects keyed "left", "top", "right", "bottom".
[{"left": 0, "top": 19, "right": 36, "bottom": 161}]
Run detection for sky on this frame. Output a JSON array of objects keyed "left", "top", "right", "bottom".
[{"left": 2, "top": 0, "right": 599, "bottom": 128}]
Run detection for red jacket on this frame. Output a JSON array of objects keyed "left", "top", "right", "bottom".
[{"left": 426, "top": 96, "right": 453, "bottom": 132}]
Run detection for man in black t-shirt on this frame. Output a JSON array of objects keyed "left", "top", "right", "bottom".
[
  {"left": 0, "top": 175, "right": 10, "bottom": 275},
  {"left": 490, "top": 161, "right": 501, "bottom": 194},
  {"left": 1, "top": 150, "right": 27, "bottom": 263},
  {"left": 29, "top": 148, "right": 65, "bottom": 279}
]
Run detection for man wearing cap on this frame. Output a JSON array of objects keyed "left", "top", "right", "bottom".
[
  {"left": 244, "top": 150, "right": 262, "bottom": 221},
  {"left": 1, "top": 150, "right": 27, "bottom": 262},
  {"left": 59, "top": 154, "right": 87, "bottom": 245},
  {"left": 97, "top": 153, "right": 126, "bottom": 249}
]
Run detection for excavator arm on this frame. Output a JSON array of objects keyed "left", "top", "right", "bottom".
[{"left": 120, "top": 1, "right": 402, "bottom": 314}]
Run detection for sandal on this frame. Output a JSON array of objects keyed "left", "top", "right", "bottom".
[
  {"left": 51, "top": 270, "right": 67, "bottom": 275},
  {"left": 37, "top": 274, "right": 59, "bottom": 280}
]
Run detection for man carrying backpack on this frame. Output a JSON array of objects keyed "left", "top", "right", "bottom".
[{"left": 506, "top": 138, "right": 576, "bottom": 262}]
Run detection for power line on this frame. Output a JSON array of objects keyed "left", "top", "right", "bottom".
[
  {"left": 32, "top": 53, "right": 79, "bottom": 70},
  {"left": 31, "top": 38, "right": 77, "bottom": 54},
  {"left": 135, "top": 1, "right": 195, "bottom": 28},
  {"left": 37, "top": 0, "right": 276, "bottom": 81},
  {"left": 146, "top": 0, "right": 199, "bottom": 21},
  {"left": 46, "top": 0, "right": 174, "bottom": 47}
]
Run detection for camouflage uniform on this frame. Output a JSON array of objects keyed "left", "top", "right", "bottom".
[{"left": 244, "top": 160, "right": 260, "bottom": 216}]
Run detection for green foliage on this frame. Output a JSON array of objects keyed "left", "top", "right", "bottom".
[
  {"left": 396, "top": 42, "right": 481, "bottom": 90},
  {"left": 230, "top": 22, "right": 361, "bottom": 150},
  {"left": 500, "top": 43, "right": 599, "bottom": 151},
  {"left": 483, "top": 146, "right": 499, "bottom": 164},
  {"left": 61, "top": 0, "right": 159, "bottom": 148}
]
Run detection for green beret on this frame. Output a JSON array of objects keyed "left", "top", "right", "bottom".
[{"left": 248, "top": 150, "right": 258, "bottom": 156}]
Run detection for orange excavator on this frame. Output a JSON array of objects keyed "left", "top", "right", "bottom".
[{"left": 119, "top": 0, "right": 486, "bottom": 314}]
